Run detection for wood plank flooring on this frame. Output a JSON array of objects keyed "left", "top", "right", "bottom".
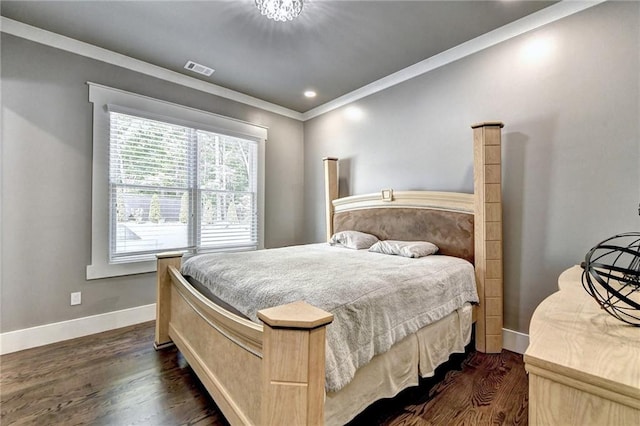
[{"left": 1, "top": 321, "right": 528, "bottom": 425}]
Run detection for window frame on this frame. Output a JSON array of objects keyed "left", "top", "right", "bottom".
[{"left": 87, "top": 82, "right": 266, "bottom": 280}]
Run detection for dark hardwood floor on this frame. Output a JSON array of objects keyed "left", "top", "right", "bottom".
[{"left": 1, "top": 322, "right": 528, "bottom": 425}]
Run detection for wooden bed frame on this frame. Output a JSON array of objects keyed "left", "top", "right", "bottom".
[{"left": 154, "top": 122, "right": 504, "bottom": 425}]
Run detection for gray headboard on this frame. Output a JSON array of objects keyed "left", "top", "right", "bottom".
[
  {"left": 333, "top": 207, "right": 474, "bottom": 263},
  {"left": 331, "top": 190, "right": 475, "bottom": 263}
]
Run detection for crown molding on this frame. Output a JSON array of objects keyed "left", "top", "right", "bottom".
[
  {"left": 0, "top": 16, "right": 304, "bottom": 121},
  {"left": 1, "top": 1, "right": 605, "bottom": 123},
  {"left": 300, "top": 0, "right": 607, "bottom": 121}
]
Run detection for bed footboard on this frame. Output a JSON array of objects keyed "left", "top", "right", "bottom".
[
  {"left": 155, "top": 253, "right": 334, "bottom": 425},
  {"left": 259, "top": 302, "right": 334, "bottom": 425}
]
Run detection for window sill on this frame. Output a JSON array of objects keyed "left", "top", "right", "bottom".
[{"left": 86, "top": 260, "right": 156, "bottom": 280}]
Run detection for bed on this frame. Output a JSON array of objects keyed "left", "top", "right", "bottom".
[{"left": 154, "top": 122, "right": 505, "bottom": 425}]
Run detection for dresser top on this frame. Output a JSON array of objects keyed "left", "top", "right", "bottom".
[{"left": 525, "top": 265, "right": 640, "bottom": 399}]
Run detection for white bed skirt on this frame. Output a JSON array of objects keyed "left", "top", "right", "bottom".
[{"left": 325, "top": 303, "right": 473, "bottom": 425}]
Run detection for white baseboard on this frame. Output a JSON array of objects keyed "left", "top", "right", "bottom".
[
  {"left": 0, "top": 304, "right": 156, "bottom": 355},
  {"left": 1, "top": 306, "right": 529, "bottom": 356},
  {"left": 502, "top": 328, "right": 530, "bottom": 354}
]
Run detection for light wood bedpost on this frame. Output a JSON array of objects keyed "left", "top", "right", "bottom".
[
  {"left": 324, "top": 157, "right": 339, "bottom": 242},
  {"left": 154, "top": 252, "right": 183, "bottom": 350},
  {"left": 472, "top": 122, "right": 504, "bottom": 354},
  {"left": 258, "top": 301, "right": 334, "bottom": 426}
]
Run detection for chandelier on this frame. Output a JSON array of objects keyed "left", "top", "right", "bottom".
[{"left": 255, "top": 0, "right": 303, "bottom": 22}]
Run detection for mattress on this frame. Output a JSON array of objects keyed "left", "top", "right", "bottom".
[{"left": 181, "top": 243, "right": 478, "bottom": 392}]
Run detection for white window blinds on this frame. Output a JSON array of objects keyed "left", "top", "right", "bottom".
[
  {"left": 109, "top": 111, "right": 259, "bottom": 263},
  {"left": 87, "top": 83, "right": 266, "bottom": 279}
]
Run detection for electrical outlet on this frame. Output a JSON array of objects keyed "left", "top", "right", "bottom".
[{"left": 71, "top": 292, "right": 82, "bottom": 306}]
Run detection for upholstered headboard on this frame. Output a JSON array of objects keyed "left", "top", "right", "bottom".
[{"left": 332, "top": 192, "right": 475, "bottom": 263}]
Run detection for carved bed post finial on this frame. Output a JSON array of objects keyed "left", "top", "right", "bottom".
[
  {"left": 471, "top": 122, "right": 504, "bottom": 354},
  {"left": 323, "top": 157, "right": 339, "bottom": 242}
]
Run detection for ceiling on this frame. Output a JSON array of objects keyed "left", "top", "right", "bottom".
[{"left": 1, "top": 1, "right": 557, "bottom": 113}]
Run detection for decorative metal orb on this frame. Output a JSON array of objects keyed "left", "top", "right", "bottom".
[{"left": 581, "top": 232, "right": 640, "bottom": 326}]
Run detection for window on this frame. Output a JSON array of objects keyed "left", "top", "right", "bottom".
[{"left": 87, "top": 83, "right": 266, "bottom": 279}]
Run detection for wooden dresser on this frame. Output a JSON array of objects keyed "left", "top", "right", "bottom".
[{"left": 524, "top": 265, "right": 640, "bottom": 425}]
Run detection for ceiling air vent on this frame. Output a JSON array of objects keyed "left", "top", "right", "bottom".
[{"left": 184, "top": 60, "right": 215, "bottom": 76}]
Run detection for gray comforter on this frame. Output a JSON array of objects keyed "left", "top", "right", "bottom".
[{"left": 181, "top": 243, "right": 478, "bottom": 392}]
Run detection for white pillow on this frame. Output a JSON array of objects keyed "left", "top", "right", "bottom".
[
  {"left": 369, "top": 240, "right": 439, "bottom": 258},
  {"left": 329, "top": 230, "right": 379, "bottom": 250}
]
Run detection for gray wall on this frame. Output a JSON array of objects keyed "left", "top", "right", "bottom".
[
  {"left": 304, "top": 1, "right": 640, "bottom": 333},
  {"left": 1, "top": 34, "right": 304, "bottom": 332},
  {"left": 2, "top": 1, "right": 639, "bottom": 337}
]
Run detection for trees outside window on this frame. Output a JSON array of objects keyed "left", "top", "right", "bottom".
[
  {"left": 109, "top": 112, "right": 259, "bottom": 262},
  {"left": 87, "top": 83, "right": 266, "bottom": 279}
]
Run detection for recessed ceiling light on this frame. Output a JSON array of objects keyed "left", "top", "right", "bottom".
[
  {"left": 304, "top": 90, "right": 317, "bottom": 98},
  {"left": 184, "top": 60, "right": 215, "bottom": 77}
]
